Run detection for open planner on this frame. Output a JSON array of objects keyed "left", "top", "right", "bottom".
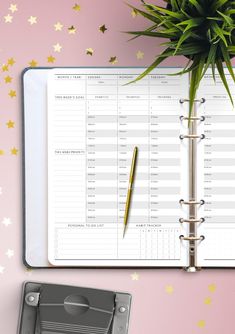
[{"left": 23, "top": 67, "right": 235, "bottom": 270}]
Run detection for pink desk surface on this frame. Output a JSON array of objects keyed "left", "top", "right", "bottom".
[{"left": 1, "top": 0, "right": 235, "bottom": 333}]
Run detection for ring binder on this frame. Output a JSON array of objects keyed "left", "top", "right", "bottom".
[
  {"left": 179, "top": 98, "right": 206, "bottom": 104},
  {"left": 24, "top": 67, "right": 235, "bottom": 270},
  {"left": 179, "top": 218, "right": 205, "bottom": 223},
  {"left": 179, "top": 235, "right": 205, "bottom": 241},
  {"left": 179, "top": 199, "right": 204, "bottom": 205},
  {"left": 179, "top": 93, "right": 206, "bottom": 272}
]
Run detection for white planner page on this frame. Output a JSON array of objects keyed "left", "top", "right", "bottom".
[
  {"left": 197, "top": 69, "right": 235, "bottom": 267},
  {"left": 47, "top": 67, "right": 188, "bottom": 267}
]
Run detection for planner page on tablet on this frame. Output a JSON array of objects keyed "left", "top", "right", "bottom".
[
  {"left": 47, "top": 68, "right": 188, "bottom": 267},
  {"left": 197, "top": 70, "right": 235, "bottom": 267}
]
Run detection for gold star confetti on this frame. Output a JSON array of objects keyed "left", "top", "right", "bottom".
[
  {"left": 53, "top": 43, "right": 62, "bottom": 52},
  {"left": 131, "top": 8, "right": 138, "bottom": 18},
  {"left": 29, "top": 59, "right": 38, "bottom": 67},
  {"left": 136, "top": 50, "right": 144, "bottom": 59},
  {"left": 204, "top": 297, "right": 212, "bottom": 305},
  {"left": 68, "top": 25, "right": 76, "bottom": 34},
  {"left": 8, "top": 58, "right": 15, "bottom": 66},
  {"left": 8, "top": 89, "right": 16, "bottom": 98},
  {"left": 54, "top": 22, "right": 63, "bottom": 31},
  {"left": 4, "top": 14, "right": 13, "bottom": 23},
  {"left": 197, "top": 320, "right": 205, "bottom": 328},
  {"left": 73, "top": 3, "right": 81, "bottom": 11},
  {"left": 0, "top": 150, "right": 4, "bottom": 155},
  {"left": 2, "top": 64, "right": 9, "bottom": 72},
  {"left": 28, "top": 16, "right": 37, "bottom": 25},
  {"left": 208, "top": 283, "right": 216, "bottom": 293},
  {"left": 86, "top": 48, "right": 94, "bottom": 56},
  {"left": 99, "top": 24, "right": 107, "bottom": 33},
  {"left": 47, "top": 55, "right": 56, "bottom": 63},
  {"left": 9, "top": 4, "right": 18, "bottom": 13},
  {"left": 11, "top": 147, "right": 18, "bottom": 155},
  {"left": 4, "top": 75, "right": 12, "bottom": 83},
  {"left": 109, "top": 56, "right": 118, "bottom": 64},
  {"left": 131, "top": 272, "right": 139, "bottom": 280},
  {"left": 165, "top": 285, "right": 174, "bottom": 294},
  {"left": 6, "top": 120, "right": 15, "bottom": 128},
  {"left": 25, "top": 267, "right": 33, "bottom": 276}
]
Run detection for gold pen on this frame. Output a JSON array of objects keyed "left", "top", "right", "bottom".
[{"left": 123, "top": 146, "right": 138, "bottom": 238}]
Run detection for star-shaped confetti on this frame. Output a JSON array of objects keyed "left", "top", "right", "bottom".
[
  {"left": 86, "top": 48, "right": 94, "bottom": 56},
  {"left": 165, "top": 285, "right": 174, "bottom": 294},
  {"left": 204, "top": 297, "right": 212, "bottom": 305},
  {"left": 136, "top": 50, "right": 144, "bottom": 59},
  {"left": 131, "top": 272, "right": 139, "bottom": 281},
  {"left": 1, "top": 218, "right": 12, "bottom": 227},
  {"left": 73, "top": 3, "right": 81, "bottom": 11},
  {"left": 28, "top": 16, "right": 37, "bottom": 25},
  {"left": 4, "top": 75, "right": 12, "bottom": 83},
  {"left": 197, "top": 320, "right": 205, "bottom": 328},
  {"left": 54, "top": 22, "right": 63, "bottom": 31},
  {"left": 208, "top": 284, "right": 216, "bottom": 293},
  {"left": 4, "top": 14, "right": 13, "bottom": 23},
  {"left": 53, "top": 43, "right": 62, "bottom": 52},
  {"left": 8, "top": 58, "right": 15, "bottom": 66},
  {"left": 6, "top": 120, "right": 15, "bottom": 128},
  {"left": 0, "top": 150, "right": 4, "bottom": 155},
  {"left": 99, "top": 24, "right": 107, "bottom": 33},
  {"left": 25, "top": 268, "right": 33, "bottom": 276},
  {"left": 109, "top": 56, "right": 118, "bottom": 64},
  {"left": 9, "top": 4, "right": 18, "bottom": 13},
  {"left": 2, "top": 64, "right": 9, "bottom": 72},
  {"left": 0, "top": 266, "right": 5, "bottom": 274},
  {"left": 6, "top": 249, "right": 14, "bottom": 258},
  {"left": 47, "top": 55, "right": 56, "bottom": 63},
  {"left": 8, "top": 89, "right": 16, "bottom": 98},
  {"left": 68, "top": 25, "right": 76, "bottom": 34},
  {"left": 11, "top": 147, "right": 18, "bottom": 155},
  {"left": 131, "top": 8, "right": 138, "bottom": 18},
  {"left": 29, "top": 59, "right": 38, "bottom": 67}
]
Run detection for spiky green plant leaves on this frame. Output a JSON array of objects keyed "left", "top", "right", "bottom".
[{"left": 127, "top": 0, "right": 235, "bottom": 120}]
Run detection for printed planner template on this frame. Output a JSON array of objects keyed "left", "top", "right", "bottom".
[
  {"left": 197, "top": 73, "right": 235, "bottom": 267},
  {"left": 47, "top": 68, "right": 188, "bottom": 267}
]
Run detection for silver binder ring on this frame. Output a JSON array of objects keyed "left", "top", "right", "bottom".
[
  {"left": 179, "top": 115, "right": 205, "bottom": 122},
  {"left": 179, "top": 98, "right": 206, "bottom": 104},
  {"left": 179, "top": 134, "right": 205, "bottom": 140},
  {"left": 179, "top": 218, "right": 205, "bottom": 223},
  {"left": 179, "top": 199, "right": 205, "bottom": 206},
  {"left": 179, "top": 235, "right": 205, "bottom": 241}
]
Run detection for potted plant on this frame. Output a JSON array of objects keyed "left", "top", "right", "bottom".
[{"left": 127, "top": 0, "right": 235, "bottom": 119}]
